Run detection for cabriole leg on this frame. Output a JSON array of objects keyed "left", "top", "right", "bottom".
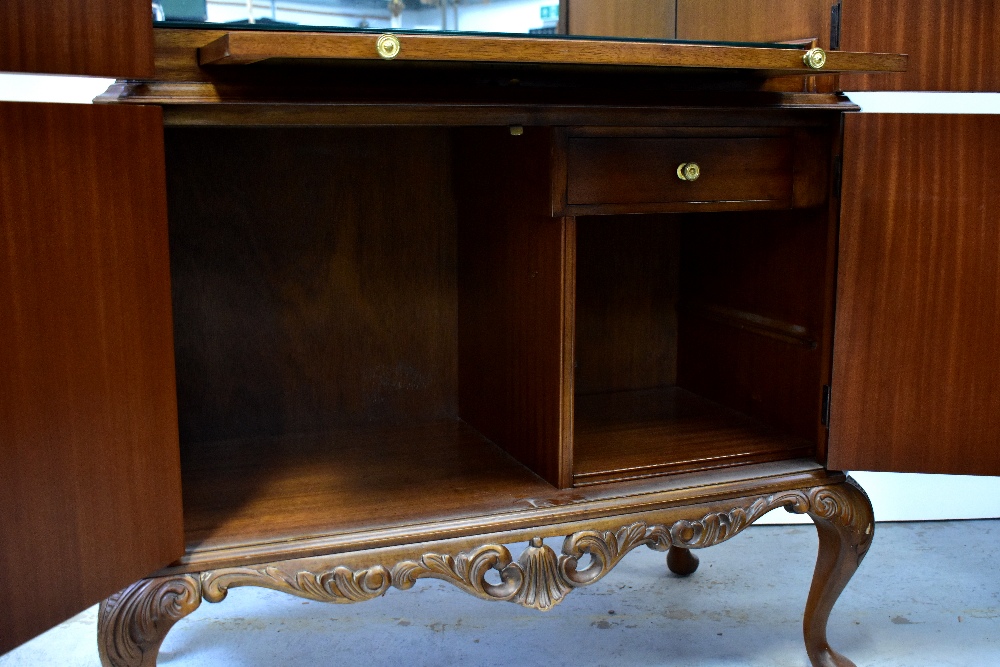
[
  {"left": 97, "top": 574, "right": 202, "bottom": 667},
  {"left": 802, "top": 478, "right": 874, "bottom": 667},
  {"left": 665, "top": 546, "right": 700, "bottom": 576}
]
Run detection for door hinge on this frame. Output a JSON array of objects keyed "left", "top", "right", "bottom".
[
  {"left": 832, "top": 155, "right": 843, "bottom": 199},
  {"left": 830, "top": 2, "right": 842, "bottom": 50},
  {"left": 821, "top": 385, "right": 832, "bottom": 428}
]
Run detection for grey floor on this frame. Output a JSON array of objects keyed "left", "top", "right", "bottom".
[{"left": 3, "top": 521, "right": 998, "bottom": 666}]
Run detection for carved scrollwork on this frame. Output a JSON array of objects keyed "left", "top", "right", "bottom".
[
  {"left": 392, "top": 544, "right": 523, "bottom": 602},
  {"left": 196, "top": 485, "right": 857, "bottom": 614},
  {"left": 202, "top": 563, "right": 392, "bottom": 604},
  {"left": 98, "top": 574, "right": 202, "bottom": 667}
]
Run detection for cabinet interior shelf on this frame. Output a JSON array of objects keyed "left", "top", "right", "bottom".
[{"left": 179, "top": 413, "right": 817, "bottom": 566}]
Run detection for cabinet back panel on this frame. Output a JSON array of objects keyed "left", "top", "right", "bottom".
[
  {"left": 676, "top": 210, "right": 832, "bottom": 444},
  {"left": 575, "top": 216, "right": 680, "bottom": 394},
  {"left": 165, "top": 127, "right": 458, "bottom": 445}
]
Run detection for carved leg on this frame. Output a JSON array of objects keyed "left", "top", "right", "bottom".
[
  {"left": 98, "top": 574, "right": 202, "bottom": 667},
  {"left": 665, "top": 546, "right": 700, "bottom": 576},
  {"left": 801, "top": 479, "right": 874, "bottom": 667}
]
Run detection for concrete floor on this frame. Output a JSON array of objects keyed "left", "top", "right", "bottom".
[{"left": 3, "top": 521, "right": 998, "bottom": 666}]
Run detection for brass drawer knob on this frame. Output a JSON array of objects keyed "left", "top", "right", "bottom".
[
  {"left": 677, "top": 162, "right": 701, "bottom": 182},
  {"left": 377, "top": 34, "right": 401, "bottom": 60},
  {"left": 803, "top": 47, "right": 827, "bottom": 70}
]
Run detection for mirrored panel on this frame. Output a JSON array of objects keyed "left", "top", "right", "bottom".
[
  {"left": 152, "top": 0, "right": 835, "bottom": 50},
  {"left": 155, "top": 0, "right": 563, "bottom": 34}
]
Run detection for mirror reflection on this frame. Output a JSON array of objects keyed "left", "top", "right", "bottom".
[{"left": 153, "top": 0, "right": 562, "bottom": 34}]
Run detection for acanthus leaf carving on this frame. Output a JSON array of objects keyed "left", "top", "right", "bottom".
[{"left": 193, "top": 482, "right": 869, "bottom": 615}]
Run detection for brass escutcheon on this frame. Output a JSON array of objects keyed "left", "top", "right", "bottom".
[
  {"left": 377, "top": 34, "right": 401, "bottom": 60},
  {"left": 677, "top": 162, "right": 701, "bottom": 182},
  {"left": 803, "top": 47, "right": 827, "bottom": 70}
]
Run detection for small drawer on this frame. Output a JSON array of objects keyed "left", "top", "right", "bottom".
[{"left": 563, "top": 135, "right": 794, "bottom": 214}]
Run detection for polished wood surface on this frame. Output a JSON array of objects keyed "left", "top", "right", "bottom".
[
  {"left": 181, "top": 420, "right": 550, "bottom": 556},
  {"left": 103, "top": 472, "right": 856, "bottom": 666},
  {"left": 830, "top": 114, "right": 1000, "bottom": 475},
  {"left": 565, "top": 0, "right": 676, "bottom": 40},
  {"left": 677, "top": 209, "right": 835, "bottom": 446},
  {"left": 575, "top": 216, "right": 679, "bottom": 394},
  {"left": 676, "top": 0, "right": 832, "bottom": 47},
  {"left": 574, "top": 388, "right": 813, "bottom": 485},
  {"left": 0, "top": 103, "right": 182, "bottom": 653},
  {"left": 196, "top": 29, "right": 905, "bottom": 75},
  {"left": 0, "top": 0, "right": 154, "bottom": 77},
  {"left": 177, "top": 424, "right": 832, "bottom": 570},
  {"left": 455, "top": 127, "right": 574, "bottom": 488},
  {"left": 841, "top": 0, "right": 1000, "bottom": 91},
  {"left": 165, "top": 127, "right": 458, "bottom": 444},
  {"left": 565, "top": 134, "right": 793, "bottom": 212}
]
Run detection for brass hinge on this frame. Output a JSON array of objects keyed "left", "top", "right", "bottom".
[
  {"left": 822, "top": 385, "right": 832, "bottom": 428},
  {"left": 830, "top": 2, "right": 842, "bottom": 50}
]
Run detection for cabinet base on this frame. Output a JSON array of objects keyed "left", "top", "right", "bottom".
[{"left": 98, "top": 477, "right": 872, "bottom": 667}]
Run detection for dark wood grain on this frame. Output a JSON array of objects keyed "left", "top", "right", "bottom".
[
  {"left": 165, "top": 127, "right": 458, "bottom": 444},
  {"left": 676, "top": 0, "right": 832, "bottom": 47},
  {"left": 573, "top": 388, "right": 813, "bottom": 486},
  {"left": 565, "top": 0, "right": 677, "bottom": 40},
  {"left": 454, "top": 127, "right": 574, "bottom": 488},
  {"left": 181, "top": 420, "right": 551, "bottom": 555},
  {"left": 565, "top": 135, "right": 793, "bottom": 212},
  {"left": 829, "top": 114, "right": 1000, "bottom": 474},
  {"left": 196, "top": 29, "right": 904, "bottom": 74},
  {"left": 574, "top": 216, "right": 680, "bottom": 394},
  {"left": 841, "top": 0, "right": 1000, "bottom": 92},
  {"left": 0, "top": 0, "right": 153, "bottom": 77},
  {"left": 0, "top": 103, "right": 182, "bottom": 653},
  {"left": 676, "top": 208, "right": 835, "bottom": 446}
]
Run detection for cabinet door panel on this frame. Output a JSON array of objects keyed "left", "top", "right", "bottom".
[
  {"left": 0, "top": 0, "right": 154, "bottom": 77},
  {"left": 0, "top": 103, "right": 182, "bottom": 653},
  {"left": 676, "top": 0, "right": 832, "bottom": 47},
  {"left": 829, "top": 114, "right": 1000, "bottom": 475},
  {"left": 565, "top": 0, "right": 677, "bottom": 39},
  {"left": 841, "top": 0, "right": 1000, "bottom": 92}
]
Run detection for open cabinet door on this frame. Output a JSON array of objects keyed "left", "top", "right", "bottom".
[
  {"left": 0, "top": 103, "right": 183, "bottom": 654},
  {"left": 0, "top": 0, "right": 154, "bottom": 77},
  {"left": 829, "top": 113, "right": 1000, "bottom": 475}
]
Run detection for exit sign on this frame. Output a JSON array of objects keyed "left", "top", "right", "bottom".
[{"left": 540, "top": 4, "right": 559, "bottom": 20}]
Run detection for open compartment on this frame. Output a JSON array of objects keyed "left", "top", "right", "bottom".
[
  {"left": 163, "top": 121, "right": 834, "bottom": 556},
  {"left": 164, "top": 125, "right": 563, "bottom": 555},
  {"left": 572, "top": 210, "right": 834, "bottom": 485}
]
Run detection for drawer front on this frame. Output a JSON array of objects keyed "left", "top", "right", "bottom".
[{"left": 565, "top": 136, "right": 794, "bottom": 212}]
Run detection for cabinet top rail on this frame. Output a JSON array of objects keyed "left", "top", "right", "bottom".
[{"left": 197, "top": 30, "right": 906, "bottom": 75}]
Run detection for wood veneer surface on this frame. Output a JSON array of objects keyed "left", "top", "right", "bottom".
[
  {"left": 0, "top": 103, "right": 182, "bottom": 652},
  {"left": 676, "top": 210, "right": 833, "bottom": 444},
  {"left": 574, "top": 216, "right": 680, "bottom": 394},
  {"left": 830, "top": 114, "right": 1000, "bottom": 475},
  {"left": 0, "top": 0, "right": 154, "bottom": 77},
  {"left": 181, "top": 420, "right": 552, "bottom": 553},
  {"left": 455, "top": 127, "right": 574, "bottom": 488},
  {"left": 574, "top": 388, "right": 813, "bottom": 485},
  {"left": 841, "top": 0, "right": 1000, "bottom": 91},
  {"left": 165, "top": 126, "right": 458, "bottom": 444},
  {"left": 565, "top": 0, "right": 677, "bottom": 40},
  {"left": 676, "top": 0, "right": 832, "bottom": 48}
]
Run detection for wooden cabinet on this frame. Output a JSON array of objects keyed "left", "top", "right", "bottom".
[{"left": 10, "top": 5, "right": 991, "bottom": 666}]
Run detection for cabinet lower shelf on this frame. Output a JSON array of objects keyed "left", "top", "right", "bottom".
[
  {"left": 574, "top": 387, "right": 814, "bottom": 485},
  {"left": 178, "top": 399, "right": 818, "bottom": 571}
]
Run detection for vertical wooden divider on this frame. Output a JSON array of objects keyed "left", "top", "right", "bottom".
[{"left": 455, "top": 127, "right": 575, "bottom": 488}]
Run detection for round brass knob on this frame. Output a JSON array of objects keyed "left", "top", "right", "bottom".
[
  {"left": 677, "top": 162, "right": 701, "bottom": 182},
  {"left": 376, "top": 34, "right": 401, "bottom": 60},
  {"left": 803, "top": 47, "right": 827, "bottom": 70}
]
